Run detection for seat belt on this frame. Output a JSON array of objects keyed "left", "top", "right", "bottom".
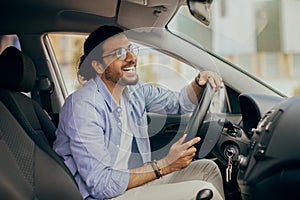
[{"left": 36, "top": 76, "right": 54, "bottom": 120}]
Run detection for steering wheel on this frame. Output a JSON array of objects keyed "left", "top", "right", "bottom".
[{"left": 183, "top": 83, "right": 221, "bottom": 158}]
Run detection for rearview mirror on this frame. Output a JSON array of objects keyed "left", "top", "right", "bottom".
[{"left": 187, "top": 0, "right": 213, "bottom": 26}]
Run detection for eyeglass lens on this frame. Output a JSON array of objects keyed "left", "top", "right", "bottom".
[{"left": 116, "top": 45, "right": 139, "bottom": 60}]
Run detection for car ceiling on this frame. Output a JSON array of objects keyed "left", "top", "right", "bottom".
[{"left": 0, "top": 0, "right": 183, "bottom": 34}]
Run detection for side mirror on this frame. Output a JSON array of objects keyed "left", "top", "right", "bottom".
[{"left": 187, "top": 0, "right": 213, "bottom": 26}]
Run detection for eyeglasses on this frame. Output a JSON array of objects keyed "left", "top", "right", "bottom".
[{"left": 102, "top": 44, "right": 139, "bottom": 60}]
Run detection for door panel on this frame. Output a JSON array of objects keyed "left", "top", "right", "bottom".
[{"left": 148, "top": 113, "right": 190, "bottom": 160}]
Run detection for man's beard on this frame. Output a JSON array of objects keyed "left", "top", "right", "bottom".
[
  {"left": 118, "top": 76, "right": 139, "bottom": 85},
  {"left": 103, "top": 67, "right": 139, "bottom": 86}
]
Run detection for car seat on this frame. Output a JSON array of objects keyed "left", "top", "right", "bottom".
[
  {"left": 0, "top": 100, "right": 82, "bottom": 199},
  {"left": 0, "top": 46, "right": 56, "bottom": 147},
  {"left": 0, "top": 46, "right": 82, "bottom": 199}
]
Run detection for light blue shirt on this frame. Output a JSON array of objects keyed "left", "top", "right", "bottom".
[{"left": 53, "top": 75, "right": 195, "bottom": 200}]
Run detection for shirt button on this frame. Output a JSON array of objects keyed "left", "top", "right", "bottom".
[
  {"left": 118, "top": 122, "right": 122, "bottom": 126},
  {"left": 117, "top": 108, "right": 121, "bottom": 113}
]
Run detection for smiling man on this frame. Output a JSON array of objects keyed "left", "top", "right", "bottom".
[{"left": 53, "top": 25, "right": 224, "bottom": 200}]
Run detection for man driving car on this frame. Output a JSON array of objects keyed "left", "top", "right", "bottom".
[{"left": 53, "top": 25, "right": 224, "bottom": 200}]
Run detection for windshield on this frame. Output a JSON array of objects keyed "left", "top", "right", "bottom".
[{"left": 168, "top": 0, "right": 300, "bottom": 97}]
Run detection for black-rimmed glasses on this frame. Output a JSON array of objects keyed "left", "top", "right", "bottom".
[{"left": 102, "top": 44, "right": 139, "bottom": 60}]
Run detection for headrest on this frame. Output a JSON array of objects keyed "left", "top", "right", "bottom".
[{"left": 0, "top": 46, "right": 36, "bottom": 92}]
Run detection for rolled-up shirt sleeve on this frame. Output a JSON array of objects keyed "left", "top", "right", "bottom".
[
  {"left": 139, "top": 82, "right": 195, "bottom": 115},
  {"left": 179, "top": 85, "right": 196, "bottom": 113}
]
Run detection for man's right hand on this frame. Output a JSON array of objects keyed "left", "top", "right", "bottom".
[
  {"left": 128, "top": 134, "right": 201, "bottom": 189},
  {"left": 158, "top": 134, "right": 201, "bottom": 175}
]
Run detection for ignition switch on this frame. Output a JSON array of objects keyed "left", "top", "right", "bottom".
[{"left": 224, "top": 145, "right": 239, "bottom": 160}]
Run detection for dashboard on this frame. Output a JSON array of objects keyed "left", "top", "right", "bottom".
[{"left": 237, "top": 94, "right": 300, "bottom": 199}]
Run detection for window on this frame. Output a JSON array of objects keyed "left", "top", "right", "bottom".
[
  {"left": 48, "top": 33, "right": 86, "bottom": 94},
  {"left": 138, "top": 46, "right": 198, "bottom": 92},
  {"left": 168, "top": 2, "right": 300, "bottom": 97},
  {"left": 47, "top": 33, "right": 199, "bottom": 95},
  {"left": 264, "top": 53, "right": 278, "bottom": 78},
  {"left": 292, "top": 54, "right": 300, "bottom": 77}
]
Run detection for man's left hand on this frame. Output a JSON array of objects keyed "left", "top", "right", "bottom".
[{"left": 196, "top": 70, "right": 222, "bottom": 91}]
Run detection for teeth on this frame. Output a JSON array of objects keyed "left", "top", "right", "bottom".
[{"left": 123, "top": 67, "right": 135, "bottom": 71}]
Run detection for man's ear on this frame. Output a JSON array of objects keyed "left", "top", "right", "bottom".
[{"left": 91, "top": 60, "right": 104, "bottom": 74}]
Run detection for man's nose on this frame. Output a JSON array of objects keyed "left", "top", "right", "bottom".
[{"left": 125, "top": 50, "right": 136, "bottom": 61}]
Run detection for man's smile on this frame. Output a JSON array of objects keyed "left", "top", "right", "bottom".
[{"left": 122, "top": 66, "right": 135, "bottom": 72}]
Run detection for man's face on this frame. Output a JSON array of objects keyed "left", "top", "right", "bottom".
[{"left": 100, "top": 33, "right": 139, "bottom": 86}]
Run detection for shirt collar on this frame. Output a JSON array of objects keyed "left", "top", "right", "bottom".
[
  {"left": 94, "top": 75, "right": 119, "bottom": 112},
  {"left": 94, "top": 75, "right": 134, "bottom": 112}
]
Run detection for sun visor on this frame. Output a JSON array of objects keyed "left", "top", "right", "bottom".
[{"left": 118, "top": 0, "right": 181, "bottom": 29}]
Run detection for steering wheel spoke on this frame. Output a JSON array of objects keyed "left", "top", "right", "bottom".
[{"left": 184, "top": 83, "right": 222, "bottom": 158}]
